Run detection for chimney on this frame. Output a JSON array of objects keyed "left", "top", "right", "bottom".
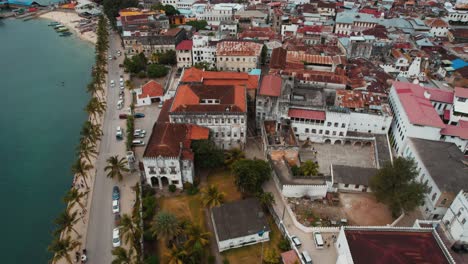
[{"left": 424, "top": 90, "right": 431, "bottom": 100}]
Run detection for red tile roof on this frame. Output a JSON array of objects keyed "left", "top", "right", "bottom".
[
  {"left": 138, "top": 80, "right": 163, "bottom": 99},
  {"left": 176, "top": 40, "right": 193, "bottom": 51},
  {"left": 180, "top": 67, "right": 259, "bottom": 90},
  {"left": 288, "top": 108, "right": 326, "bottom": 120},
  {"left": 455, "top": 87, "right": 468, "bottom": 98},
  {"left": 181, "top": 67, "right": 204, "bottom": 83},
  {"left": 392, "top": 82, "right": 445, "bottom": 128},
  {"left": 441, "top": 120, "right": 468, "bottom": 139},
  {"left": 280, "top": 250, "right": 299, "bottom": 264},
  {"left": 216, "top": 41, "right": 263, "bottom": 57},
  {"left": 259, "top": 75, "right": 282, "bottom": 97},
  {"left": 345, "top": 229, "right": 451, "bottom": 264},
  {"left": 424, "top": 87, "right": 454, "bottom": 104},
  {"left": 426, "top": 18, "right": 449, "bottom": 28},
  {"left": 171, "top": 84, "right": 247, "bottom": 113}
]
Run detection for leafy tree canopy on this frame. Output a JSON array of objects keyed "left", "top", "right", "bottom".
[
  {"left": 103, "top": 0, "right": 139, "bottom": 26},
  {"left": 191, "top": 140, "right": 224, "bottom": 169},
  {"left": 231, "top": 159, "right": 271, "bottom": 194},
  {"left": 124, "top": 52, "right": 147, "bottom": 74},
  {"left": 370, "top": 157, "right": 428, "bottom": 217},
  {"left": 151, "top": 3, "right": 180, "bottom": 16},
  {"left": 185, "top": 20, "right": 208, "bottom": 31},
  {"left": 147, "top": 64, "right": 169, "bottom": 78}
]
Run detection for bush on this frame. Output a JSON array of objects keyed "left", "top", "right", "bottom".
[
  {"left": 147, "top": 64, "right": 169, "bottom": 78},
  {"left": 142, "top": 195, "right": 157, "bottom": 221},
  {"left": 278, "top": 237, "right": 291, "bottom": 252},
  {"left": 208, "top": 255, "right": 216, "bottom": 264},
  {"left": 223, "top": 259, "right": 230, "bottom": 264},
  {"left": 142, "top": 184, "right": 156, "bottom": 197},
  {"left": 137, "top": 71, "right": 147, "bottom": 78},
  {"left": 168, "top": 184, "right": 177, "bottom": 193},
  {"left": 144, "top": 255, "right": 159, "bottom": 264},
  {"left": 143, "top": 229, "right": 154, "bottom": 242}
]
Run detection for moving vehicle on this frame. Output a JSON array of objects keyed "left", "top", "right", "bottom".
[
  {"left": 119, "top": 114, "right": 128, "bottom": 119},
  {"left": 112, "top": 228, "right": 121, "bottom": 247},
  {"left": 110, "top": 80, "right": 115, "bottom": 87},
  {"left": 112, "top": 200, "right": 120, "bottom": 214},
  {"left": 301, "top": 251, "right": 313, "bottom": 264},
  {"left": 132, "top": 140, "right": 145, "bottom": 146},
  {"left": 134, "top": 113, "right": 145, "bottom": 118},
  {"left": 117, "top": 99, "right": 124, "bottom": 110},
  {"left": 313, "top": 231, "right": 324, "bottom": 249},
  {"left": 291, "top": 236, "right": 302, "bottom": 248},
  {"left": 116, "top": 126, "right": 123, "bottom": 140},
  {"left": 112, "top": 186, "right": 120, "bottom": 200}
]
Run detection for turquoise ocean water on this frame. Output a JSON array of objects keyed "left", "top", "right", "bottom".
[{"left": 0, "top": 18, "right": 94, "bottom": 263}]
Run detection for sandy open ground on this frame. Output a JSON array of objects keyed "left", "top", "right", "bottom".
[{"left": 40, "top": 11, "right": 97, "bottom": 44}]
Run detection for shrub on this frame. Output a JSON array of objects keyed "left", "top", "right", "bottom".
[
  {"left": 291, "top": 165, "right": 301, "bottom": 176},
  {"left": 208, "top": 256, "right": 216, "bottom": 264},
  {"left": 144, "top": 255, "right": 159, "bottom": 264},
  {"left": 223, "top": 259, "right": 230, "bottom": 264},
  {"left": 143, "top": 229, "right": 154, "bottom": 242},
  {"left": 137, "top": 71, "right": 147, "bottom": 78},
  {"left": 142, "top": 184, "right": 156, "bottom": 197},
  {"left": 147, "top": 64, "right": 169, "bottom": 78},
  {"left": 168, "top": 184, "right": 177, "bottom": 193},
  {"left": 278, "top": 237, "right": 291, "bottom": 252}
]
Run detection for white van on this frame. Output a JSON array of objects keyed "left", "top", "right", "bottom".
[
  {"left": 110, "top": 80, "right": 115, "bottom": 87},
  {"left": 313, "top": 231, "right": 324, "bottom": 249},
  {"left": 301, "top": 250, "right": 313, "bottom": 264},
  {"left": 117, "top": 99, "right": 124, "bottom": 110}
]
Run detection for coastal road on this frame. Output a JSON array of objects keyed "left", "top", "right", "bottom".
[{"left": 85, "top": 30, "right": 135, "bottom": 264}]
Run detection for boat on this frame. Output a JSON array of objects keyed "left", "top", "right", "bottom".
[
  {"left": 48, "top": 22, "right": 60, "bottom": 26},
  {"left": 59, "top": 32, "right": 73, "bottom": 37},
  {"left": 53, "top": 24, "right": 64, "bottom": 29},
  {"left": 56, "top": 27, "right": 69, "bottom": 32}
]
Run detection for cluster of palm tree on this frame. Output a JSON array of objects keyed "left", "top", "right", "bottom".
[
  {"left": 112, "top": 213, "right": 142, "bottom": 264},
  {"left": 150, "top": 211, "right": 210, "bottom": 264},
  {"left": 48, "top": 15, "right": 110, "bottom": 264}
]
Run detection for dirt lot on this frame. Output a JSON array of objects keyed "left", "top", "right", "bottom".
[{"left": 290, "top": 192, "right": 393, "bottom": 226}]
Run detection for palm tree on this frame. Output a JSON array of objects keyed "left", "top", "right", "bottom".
[
  {"left": 85, "top": 97, "right": 106, "bottom": 122},
  {"left": 71, "top": 158, "right": 93, "bottom": 188},
  {"left": 80, "top": 120, "right": 102, "bottom": 144},
  {"left": 200, "top": 185, "right": 225, "bottom": 208},
  {"left": 76, "top": 140, "right": 98, "bottom": 164},
  {"left": 54, "top": 209, "right": 80, "bottom": 237},
  {"left": 151, "top": 211, "right": 180, "bottom": 240},
  {"left": 257, "top": 191, "right": 275, "bottom": 210},
  {"left": 111, "top": 247, "right": 133, "bottom": 264},
  {"left": 63, "top": 187, "right": 88, "bottom": 212},
  {"left": 119, "top": 214, "right": 140, "bottom": 247},
  {"left": 184, "top": 224, "right": 210, "bottom": 252},
  {"left": 300, "top": 160, "right": 319, "bottom": 176},
  {"left": 165, "top": 245, "right": 187, "bottom": 264},
  {"left": 48, "top": 236, "right": 80, "bottom": 264},
  {"left": 104, "top": 155, "right": 129, "bottom": 181},
  {"left": 224, "top": 148, "right": 245, "bottom": 168}
]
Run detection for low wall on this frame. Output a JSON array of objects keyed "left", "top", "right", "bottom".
[{"left": 282, "top": 184, "right": 328, "bottom": 198}]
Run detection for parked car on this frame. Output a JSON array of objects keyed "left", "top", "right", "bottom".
[
  {"left": 313, "top": 231, "right": 324, "bottom": 249},
  {"left": 112, "top": 200, "right": 120, "bottom": 214},
  {"left": 116, "top": 126, "right": 123, "bottom": 140},
  {"left": 117, "top": 99, "right": 124, "bottom": 110},
  {"left": 132, "top": 140, "right": 145, "bottom": 146},
  {"left": 134, "top": 132, "right": 145, "bottom": 138},
  {"left": 158, "top": 101, "right": 164, "bottom": 108},
  {"left": 134, "top": 113, "right": 145, "bottom": 118},
  {"left": 291, "top": 236, "right": 302, "bottom": 248},
  {"left": 112, "top": 186, "right": 120, "bottom": 200},
  {"left": 110, "top": 80, "right": 115, "bottom": 87},
  {"left": 134, "top": 129, "right": 146, "bottom": 135},
  {"left": 119, "top": 90, "right": 124, "bottom": 96},
  {"left": 301, "top": 251, "right": 313, "bottom": 264},
  {"left": 114, "top": 213, "right": 121, "bottom": 226},
  {"left": 112, "top": 228, "right": 121, "bottom": 247},
  {"left": 108, "top": 55, "right": 113, "bottom": 61},
  {"left": 119, "top": 114, "right": 128, "bottom": 119}
]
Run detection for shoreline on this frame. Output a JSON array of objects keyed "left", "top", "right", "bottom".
[{"left": 39, "top": 11, "right": 97, "bottom": 44}]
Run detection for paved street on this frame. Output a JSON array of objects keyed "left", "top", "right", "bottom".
[{"left": 85, "top": 31, "right": 139, "bottom": 264}]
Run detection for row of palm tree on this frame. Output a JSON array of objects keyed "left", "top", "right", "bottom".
[{"left": 48, "top": 15, "right": 110, "bottom": 264}]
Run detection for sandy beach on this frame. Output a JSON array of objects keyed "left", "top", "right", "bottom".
[{"left": 40, "top": 11, "right": 97, "bottom": 44}]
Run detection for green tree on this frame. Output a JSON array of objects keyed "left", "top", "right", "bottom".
[
  {"left": 184, "top": 224, "right": 210, "bottom": 254},
  {"left": 224, "top": 148, "right": 245, "bottom": 168},
  {"left": 232, "top": 159, "right": 271, "bottom": 194},
  {"left": 71, "top": 158, "right": 93, "bottom": 188},
  {"left": 191, "top": 140, "right": 224, "bottom": 169},
  {"left": 54, "top": 210, "right": 80, "bottom": 237},
  {"left": 151, "top": 211, "right": 180, "bottom": 240},
  {"left": 257, "top": 191, "right": 275, "bottom": 209},
  {"left": 158, "top": 50, "right": 177, "bottom": 65},
  {"left": 201, "top": 185, "right": 225, "bottom": 208},
  {"left": 85, "top": 96, "right": 106, "bottom": 122},
  {"left": 102, "top": 0, "right": 139, "bottom": 26},
  {"left": 111, "top": 247, "right": 134, "bottom": 264},
  {"left": 63, "top": 187, "right": 88, "bottom": 212},
  {"left": 165, "top": 245, "right": 186, "bottom": 264},
  {"left": 76, "top": 140, "right": 98, "bottom": 164},
  {"left": 186, "top": 20, "right": 208, "bottom": 31},
  {"left": 48, "top": 236, "right": 80, "bottom": 264},
  {"left": 104, "top": 155, "right": 129, "bottom": 181},
  {"left": 147, "top": 64, "right": 169, "bottom": 78},
  {"left": 80, "top": 120, "right": 102, "bottom": 144},
  {"left": 193, "top": 61, "right": 215, "bottom": 71},
  {"left": 263, "top": 247, "right": 280, "bottom": 264},
  {"left": 124, "top": 52, "right": 148, "bottom": 74},
  {"left": 300, "top": 160, "right": 319, "bottom": 176},
  {"left": 369, "top": 157, "right": 428, "bottom": 217},
  {"left": 261, "top": 45, "right": 267, "bottom": 65}
]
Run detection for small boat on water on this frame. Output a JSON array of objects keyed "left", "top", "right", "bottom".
[
  {"left": 48, "top": 22, "right": 60, "bottom": 26},
  {"left": 56, "top": 27, "right": 69, "bottom": 32},
  {"left": 53, "top": 24, "right": 64, "bottom": 29},
  {"left": 59, "top": 32, "right": 73, "bottom": 37}
]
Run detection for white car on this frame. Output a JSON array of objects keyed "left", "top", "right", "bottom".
[
  {"left": 110, "top": 80, "right": 115, "bottom": 87},
  {"left": 112, "top": 200, "right": 120, "bottom": 214},
  {"left": 112, "top": 228, "right": 121, "bottom": 247},
  {"left": 116, "top": 126, "right": 123, "bottom": 140},
  {"left": 120, "top": 80, "right": 124, "bottom": 87},
  {"left": 108, "top": 55, "right": 113, "bottom": 61},
  {"left": 117, "top": 99, "right": 124, "bottom": 110},
  {"left": 119, "top": 77, "right": 124, "bottom": 83},
  {"left": 134, "top": 129, "right": 146, "bottom": 135},
  {"left": 132, "top": 140, "right": 145, "bottom": 146},
  {"left": 291, "top": 236, "right": 302, "bottom": 248}
]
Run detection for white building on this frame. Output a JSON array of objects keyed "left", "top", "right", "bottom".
[
  {"left": 192, "top": 3, "right": 244, "bottom": 26},
  {"left": 426, "top": 18, "right": 450, "bottom": 37},
  {"left": 169, "top": 83, "right": 248, "bottom": 150},
  {"left": 403, "top": 138, "right": 468, "bottom": 220},
  {"left": 216, "top": 41, "right": 263, "bottom": 73},
  {"left": 219, "top": 21, "right": 237, "bottom": 37},
  {"left": 161, "top": 0, "right": 197, "bottom": 11},
  {"left": 211, "top": 198, "right": 270, "bottom": 252},
  {"left": 135, "top": 80, "right": 164, "bottom": 107},
  {"left": 143, "top": 101, "right": 210, "bottom": 189},
  {"left": 176, "top": 40, "right": 193, "bottom": 68},
  {"left": 442, "top": 190, "right": 468, "bottom": 243},
  {"left": 445, "top": 2, "right": 468, "bottom": 23},
  {"left": 192, "top": 35, "right": 217, "bottom": 68}
]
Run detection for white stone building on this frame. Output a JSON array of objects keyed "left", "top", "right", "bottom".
[
  {"left": 192, "top": 35, "right": 217, "bottom": 69},
  {"left": 211, "top": 198, "right": 270, "bottom": 252},
  {"left": 176, "top": 40, "right": 193, "bottom": 68},
  {"left": 216, "top": 41, "right": 263, "bottom": 72},
  {"left": 442, "top": 190, "right": 468, "bottom": 243},
  {"left": 161, "top": 0, "right": 197, "bottom": 11},
  {"left": 426, "top": 18, "right": 450, "bottom": 37},
  {"left": 192, "top": 3, "right": 244, "bottom": 26},
  {"left": 402, "top": 138, "right": 468, "bottom": 220},
  {"left": 169, "top": 83, "right": 247, "bottom": 150}
]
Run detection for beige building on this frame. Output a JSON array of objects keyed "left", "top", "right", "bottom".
[
  {"left": 176, "top": 40, "right": 193, "bottom": 68},
  {"left": 216, "top": 41, "right": 263, "bottom": 72}
]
